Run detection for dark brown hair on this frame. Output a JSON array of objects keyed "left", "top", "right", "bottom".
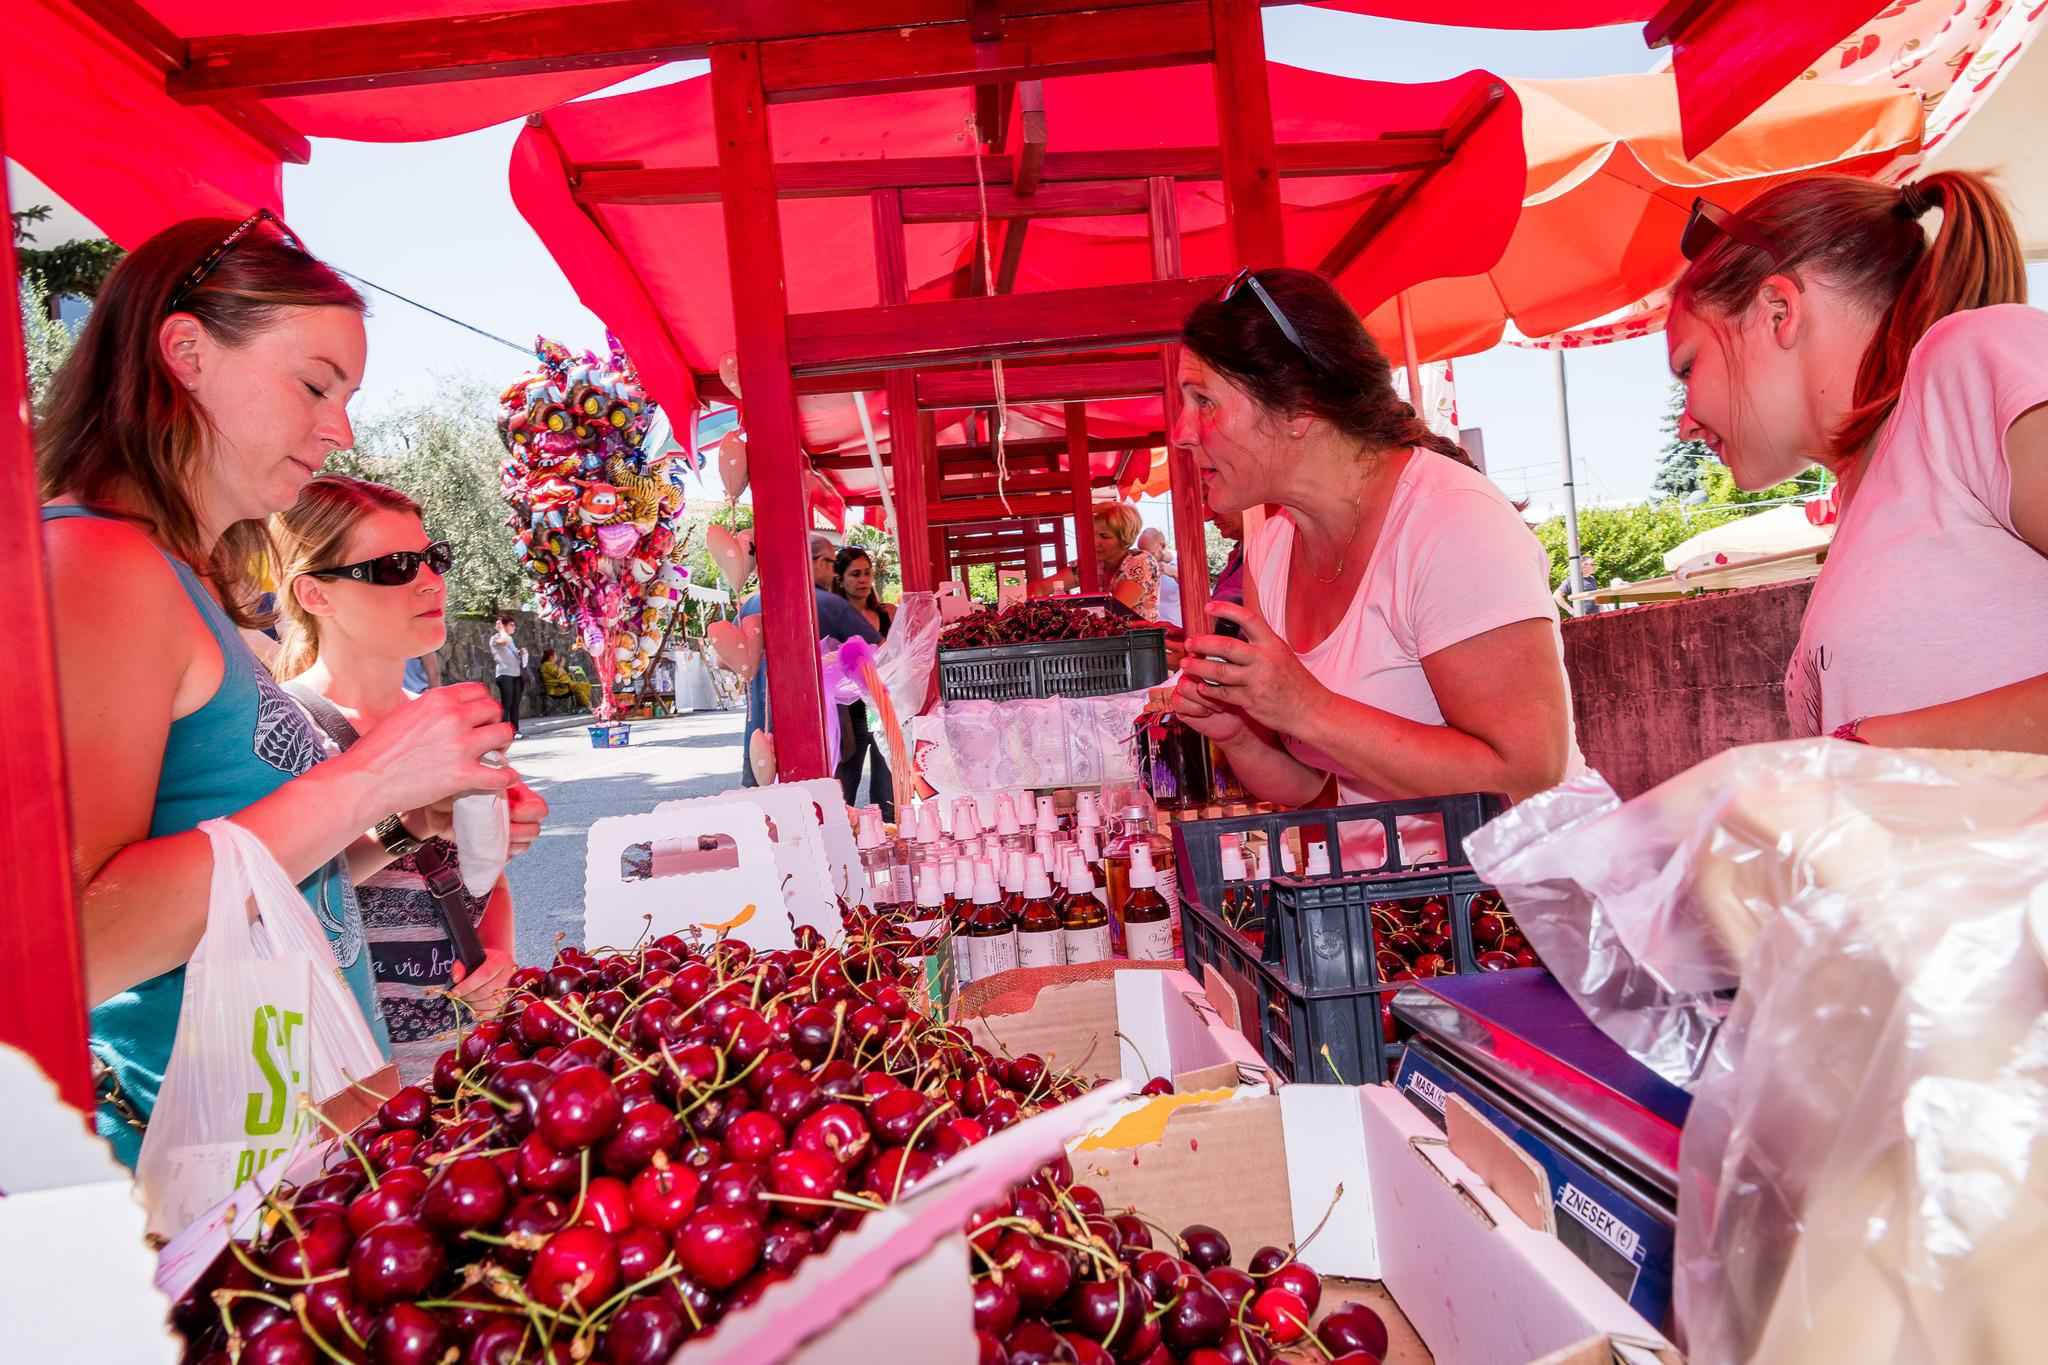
[
  {"left": 36, "top": 215, "right": 364, "bottom": 628},
  {"left": 1674, "top": 172, "right": 2026, "bottom": 458},
  {"left": 1180, "top": 267, "right": 1471, "bottom": 466},
  {"left": 832, "top": 544, "right": 881, "bottom": 606}
]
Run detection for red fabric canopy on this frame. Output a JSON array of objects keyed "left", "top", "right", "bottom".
[
  {"left": 1317, "top": 0, "right": 1891, "bottom": 156},
  {"left": 2, "top": 1, "right": 649, "bottom": 247},
  {"left": 512, "top": 63, "right": 1525, "bottom": 466}
]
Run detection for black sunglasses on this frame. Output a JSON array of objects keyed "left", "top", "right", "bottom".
[
  {"left": 168, "top": 208, "right": 308, "bottom": 313},
  {"left": 309, "top": 541, "right": 453, "bottom": 587},
  {"left": 1679, "top": 197, "right": 1786, "bottom": 267},
  {"left": 1219, "top": 268, "right": 1319, "bottom": 365}
]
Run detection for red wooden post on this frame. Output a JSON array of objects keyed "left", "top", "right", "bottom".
[
  {"left": 1208, "top": 0, "right": 1285, "bottom": 269},
  {"left": 712, "top": 42, "right": 829, "bottom": 778},
  {"left": 1150, "top": 177, "right": 1210, "bottom": 634},
  {"left": 0, "top": 90, "right": 93, "bottom": 1115},
  {"left": 871, "top": 188, "right": 932, "bottom": 592},
  {"left": 1065, "top": 401, "right": 1101, "bottom": 593}
]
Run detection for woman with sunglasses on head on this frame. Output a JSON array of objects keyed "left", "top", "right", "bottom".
[
  {"left": 38, "top": 214, "right": 525, "bottom": 1161},
  {"left": 1669, "top": 173, "right": 2047, "bottom": 749},
  {"left": 1172, "top": 268, "right": 1577, "bottom": 860},
  {"left": 272, "top": 476, "right": 537, "bottom": 1081}
]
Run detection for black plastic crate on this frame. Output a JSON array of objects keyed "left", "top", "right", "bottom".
[
  {"left": 937, "top": 628, "right": 1168, "bottom": 702},
  {"left": 1171, "top": 793, "right": 1522, "bottom": 1086}
]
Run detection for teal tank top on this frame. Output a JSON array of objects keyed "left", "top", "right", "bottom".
[{"left": 42, "top": 506, "right": 390, "bottom": 1168}]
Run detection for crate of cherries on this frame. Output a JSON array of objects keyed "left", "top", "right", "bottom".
[{"left": 165, "top": 903, "right": 1389, "bottom": 1365}]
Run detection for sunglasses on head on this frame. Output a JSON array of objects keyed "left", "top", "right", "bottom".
[
  {"left": 1679, "top": 197, "right": 1786, "bottom": 267},
  {"left": 309, "top": 541, "right": 453, "bottom": 587},
  {"left": 1219, "top": 268, "right": 1320, "bottom": 366},
  {"left": 168, "top": 208, "right": 309, "bottom": 314}
]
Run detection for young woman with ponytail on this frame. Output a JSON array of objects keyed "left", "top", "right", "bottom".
[
  {"left": 1668, "top": 172, "right": 2047, "bottom": 749},
  {"left": 38, "top": 214, "right": 527, "bottom": 1160},
  {"left": 1171, "top": 268, "right": 1579, "bottom": 861},
  {"left": 273, "top": 475, "right": 535, "bottom": 1081}
]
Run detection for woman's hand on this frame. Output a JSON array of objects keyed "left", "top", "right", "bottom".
[
  {"left": 1171, "top": 668, "right": 1249, "bottom": 745},
  {"left": 340, "top": 683, "right": 515, "bottom": 817},
  {"left": 507, "top": 780, "right": 548, "bottom": 856},
  {"left": 1177, "top": 600, "right": 1325, "bottom": 735},
  {"left": 449, "top": 948, "right": 518, "bottom": 1009}
]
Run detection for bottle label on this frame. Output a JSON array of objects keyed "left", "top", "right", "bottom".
[
  {"left": 953, "top": 932, "right": 974, "bottom": 986},
  {"left": 1017, "top": 929, "right": 1065, "bottom": 970},
  {"left": 1065, "top": 926, "right": 1113, "bottom": 965},
  {"left": 968, "top": 932, "right": 1018, "bottom": 979},
  {"left": 1125, "top": 918, "right": 1175, "bottom": 962}
]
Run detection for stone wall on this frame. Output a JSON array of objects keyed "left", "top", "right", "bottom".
[
  {"left": 437, "top": 612, "right": 585, "bottom": 717},
  {"left": 1562, "top": 579, "right": 1814, "bottom": 800}
]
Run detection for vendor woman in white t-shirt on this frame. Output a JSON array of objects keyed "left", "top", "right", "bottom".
[
  {"left": 1667, "top": 171, "right": 2046, "bottom": 749},
  {"left": 1171, "top": 268, "right": 1579, "bottom": 844}
]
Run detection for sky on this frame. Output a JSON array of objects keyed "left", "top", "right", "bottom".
[{"left": 8, "top": 12, "right": 1802, "bottom": 527}]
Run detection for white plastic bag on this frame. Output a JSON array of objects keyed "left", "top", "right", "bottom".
[
  {"left": 134, "top": 819, "right": 384, "bottom": 1238},
  {"left": 1471, "top": 741, "right": 2048, "bottom": 1365}
]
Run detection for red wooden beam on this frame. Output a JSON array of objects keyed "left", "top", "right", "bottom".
[
  {"left": 992, "top": 82, "right": 1050, "bottom": 295},
  {"left": 1067, "top": 401, "right": 1102, "bottom": 593},
  {"left": 0, "top": 95, "right": 93, "bottom": 1116},
  {"left": 1318, "top": 80, "right": 1505, "bottom": 278},
  {"left": 1208, "top": 0, "right": 1284, "bottom": 269},
  {"left": 1151, "top": 174, "right": 1210, "bottom": 634},
  {"left": 572, "top": 140, "right": 1448, "bottom": 206},
  {"left": 787, "top": 276, "right": 1224, "bottom": 375},
  {"left": 711, "top": 43, "right": 828, "bottom": 780},
  {"left": 870, "top": 188, "right": 934, "bottom": 593},
  {"left": 916, "top": 359, "right": 1162, "bottom": 408},
  {"left": 901, "top": 176, "right": 1146, "bottom": 223},
  {"left": 167, "top": 0, "right": 1249, "bottom": 104},
  {"left": 931, "top": 491, "right": 1077, "bottom": 525}
]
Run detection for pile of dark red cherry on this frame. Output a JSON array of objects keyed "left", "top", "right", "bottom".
[
  {"left": 171, "top": 910, "right": 1389, "bottom": 1365},
  {"left": 940, "top": 599, "right": 1137, "bottom": 651}
]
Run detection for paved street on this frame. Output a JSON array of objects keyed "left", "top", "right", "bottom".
[{"left": 501, "top": 707, "right": 747, "bottom": 966}]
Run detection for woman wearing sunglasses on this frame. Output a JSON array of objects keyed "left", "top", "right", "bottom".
[
  {"left": 1669, "top": 173, "right": 2047, "bottom": 749},
  {"left": 1172, "top": 268, "right": 1577, "bottom": 862},
  {"left": 273, "top": 476, "right": 534, "bottom": 1081},
  {"left": 37, "top": 214, "right": 526, "bottom": 1161}
]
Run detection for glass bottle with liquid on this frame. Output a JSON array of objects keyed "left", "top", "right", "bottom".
[
  {"left": 1122, "top": 845, "right": 1176, "bottom": 962},
  {"left": 963, "top": 859, "right": 1018, "bottom": 980},
  {"left": 1062, "top": 862, "right": 1113, "bottom": 965},
  {"left": 1217, "top": 841, "right": 1251, "bottom": 931},
  {"left": 993, "top": 792, "right": 1028, "bottom": 853},
  {"left": 1013, "top": 856, "right": 1065, "bottom": 969},
  {"left": 947, "top": 858, "right": 973, "bottom": 986}
]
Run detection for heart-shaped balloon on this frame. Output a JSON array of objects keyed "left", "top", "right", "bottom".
[
  {"left": 719, "top": 352, "right": 743, "bottom": 401},
  {"left": 718, "top": 432, "right": 749, "bottom": 503},
  {"left": 596, "top": 522, "right": 641, "bottom": 559},
  {"left": 706, "top": 523, "right": 752, "bottom": 588},
  {"left": 748, "top": 729, "right": 777, "bottom": 786},
  {"left": 705, "top": 619, "right": 763, "bottom": 684}
]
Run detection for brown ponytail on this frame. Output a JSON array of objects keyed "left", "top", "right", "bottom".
[
  {"left": 1180, "top": 267, "right": 1474, "bottom": 468},
  {"left": 1673, "top": 171, "right": 2026, "bottom": 459}
]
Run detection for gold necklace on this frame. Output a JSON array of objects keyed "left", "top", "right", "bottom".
[{"left": 1307, "top": 485, "right": 1366, "bottom": 584}]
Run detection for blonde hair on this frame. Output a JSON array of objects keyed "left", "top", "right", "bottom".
[
  {"left": 1093, "top": 502, "right": 1143, "bottom": 553},
  {"left": 269, "top": 475, "right": 421, "bottom": 680}
]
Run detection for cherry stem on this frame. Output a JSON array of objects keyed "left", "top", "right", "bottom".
[
  {"left": 300, "top": 1094, "right": 381, "bottom": 1190},
  {"left": 289, "top": 1290, "right": 358, "bottom": 1364}
]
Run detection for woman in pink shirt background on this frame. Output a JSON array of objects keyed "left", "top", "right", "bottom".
[{"left": 1669, "top": 171, "right": 2047, "bottom": 751}]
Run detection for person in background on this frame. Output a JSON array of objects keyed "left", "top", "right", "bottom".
[
  {"left": 1209, "top": 503, "right": 1247, "bottom": 605},
  {"left": 540, "top": 647, "right": 591, "bottom": 711},
  {"left": 1669, "top": 171, "right": 2046, "bottom": 748},
  {"left": 1029, "top": 501, "right": 1160, "bottom": 617},
  {"left": 272, "top": 476, "right": 541, "bottom": 1082},
  {"left": 490, "top": 612, "right": 527, "bottom": 735},
  {"left": 1552, "top": 554, "right": 1607, "bottom": 615},
  {"left": 36, "top": 213, "right": 515, "bottom": 1162},
  {"left": 831, "top": 544, "right": 895, "bottom": 820},
  {"left": 1136, "top": 527, "right": 1183, "bottom": 626},
  {"left": 403, "top": 651, "right": 442, "bottom": 693},
  {"left": 1170, "top": 267, "right": 1578, "bottom": 865},
  {"left": 739, "top": 533, "right": 882, "bottom": 785}
]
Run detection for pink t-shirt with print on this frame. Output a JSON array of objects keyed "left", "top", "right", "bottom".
[
  {"left": 1248, "top": 449, "right": 1582, "bottom": 865},
  {"left": 1785, "top": 305, "right": 2048, "bottom": 735}
]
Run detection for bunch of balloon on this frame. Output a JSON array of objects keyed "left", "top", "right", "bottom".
[{"left": 497, "top": 334, "right": 692, "bottom": 723}]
